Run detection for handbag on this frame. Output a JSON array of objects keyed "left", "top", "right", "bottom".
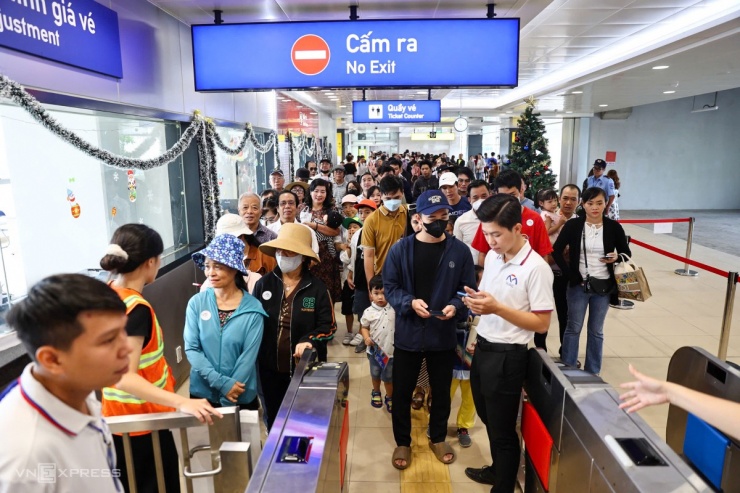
[
  {"left": 614, "top": 253, "right": 652, "bottom": 302},
  {"left": 582, "top": 227, "right": 615, "bottom": 295}
]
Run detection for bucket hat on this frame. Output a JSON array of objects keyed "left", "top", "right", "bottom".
[
  {"left": 259, "top": 223, "right": 320, "bottom": 262},
  {"left": 216, "top": 213, "right": 253, "bottom": 237},
  {"left": 192, "top": 234, "right": 248, "bottom": 274}
]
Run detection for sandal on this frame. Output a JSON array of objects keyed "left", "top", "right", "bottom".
[
  {"left": 371, "top": 390, "right": 382, "bottom": 408},
  {"left": 392, "top": 446, "right": 411, "bottom": 470},
  {"left": 411, "top": 389, "right": 425, "bottom": 410},
  {"left": 429, "top": 440, "right": 456, "bottom": 464},
  {"left": 384, "top": 395, "right": 392, "bottom": 413}
]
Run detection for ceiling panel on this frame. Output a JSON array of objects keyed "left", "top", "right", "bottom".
[{"left": 145, "top": 0, "right": 740, "bottom": 122}]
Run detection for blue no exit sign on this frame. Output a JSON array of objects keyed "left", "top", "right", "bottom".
[{"left": 353, "top": 100, "right": 441, "bottom": 123}]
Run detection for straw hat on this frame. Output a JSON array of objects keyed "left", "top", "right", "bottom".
[
  {"left": 258, "top": 223, "right": 319, "bottom": 262},
  {"left": 286, "top": 181, "right": 309, "bottom": 192}
]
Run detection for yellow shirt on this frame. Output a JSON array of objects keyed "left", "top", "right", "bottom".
[{"left": 360, "top": 205, "right": 408, "bottom": 275}]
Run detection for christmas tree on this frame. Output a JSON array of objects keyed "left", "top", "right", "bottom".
[{"left": 507, "top": 97, "right": 557, "bottom": 201}]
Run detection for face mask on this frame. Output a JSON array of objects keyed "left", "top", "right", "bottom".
[
  {"left": 423, "top": 219, "right": 447, "bottom": 238},
  {"left": 276, "top": 253, "right": 302, "bottom": 273},
  {"left": 384, "top": 199, "right": 402, "bottom": 212},
  {"left": 472, "top": 199, "right": 484, "bottom": 211}
]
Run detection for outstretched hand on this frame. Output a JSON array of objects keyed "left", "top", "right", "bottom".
[
  {"left": 179, "top": 398, "right": 222, "bottom": 424},
  {"left": 618, "top": 364, "right": 670, "bottom": 413}
]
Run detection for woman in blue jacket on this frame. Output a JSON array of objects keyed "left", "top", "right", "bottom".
[{"left": 185, "top": 234, "right": 267, "bottom": 409}]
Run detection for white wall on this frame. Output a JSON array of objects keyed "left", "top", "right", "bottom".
[
  {"left": 588, "top": 87, "right": 740, "bottom": 210},
  {"left": 0, "top": 0, "right": 276, "bottom": 128}
]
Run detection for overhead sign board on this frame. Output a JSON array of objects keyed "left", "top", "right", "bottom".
[
  {"left": 192, "top": 19, "right": 519, "bottom": 91},
  {"left": 0, "top": 0, "right": 122, "bottom": 78},
  {"left": 353, "top": 100, "right": 441, "bottom": 123}
]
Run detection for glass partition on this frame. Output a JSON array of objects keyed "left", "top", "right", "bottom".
[{"left": 0, "top": 103, "right": 189, "bottom": 302}]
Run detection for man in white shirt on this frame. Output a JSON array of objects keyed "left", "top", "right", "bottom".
[
  {"left": 268, "top": 190, "right": 319, "bottom": 255},
  {"left": 462, "top": 194, "right": 554, "bottom": 492},
  {"left": 0, "top": 274, "right": 132, "bottom": 493},
  {"left": 453, "top": 179, "right": 491, "bottom": 265}
]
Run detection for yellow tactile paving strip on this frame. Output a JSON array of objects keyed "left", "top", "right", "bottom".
[{"left": 400, "top": 409, "right": 453, "bottom": 493}]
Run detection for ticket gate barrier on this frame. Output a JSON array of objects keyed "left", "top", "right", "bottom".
[
  {"left": 247, "top": 349, "right": 350, "bottom": 493},
  {"left": 106, "top": 406, "right": 251, "bottom": 493},
  {"left": 665, "top": 346, "right": 740, "bottom": 492},
  {"left": 523, "top": 348, "right": 711, "bottom": 492}
]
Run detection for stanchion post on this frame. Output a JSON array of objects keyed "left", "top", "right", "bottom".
[
  {"left": 718, "top": 272, "right": 738, "bottom": 361},
  {"left": 675, "top": 217, "right": 699, "bottom": 277}
]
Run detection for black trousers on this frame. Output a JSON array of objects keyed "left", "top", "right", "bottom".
[
  {"left": 533, "top": 272, "right": 569, "bottom": 353},
  {"left": 470, "top": 341, "right": 528, "bottom": 493},
  {"left": 113, "top": 430, "right": 180, "bottom": 493},
  {"left": 392, "top": 347, "right": 455, "bottom": 446},
  {"left": 258, "top": 367, "right": 292, "bottom": 431}
]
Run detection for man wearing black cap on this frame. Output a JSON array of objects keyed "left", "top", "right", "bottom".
[
  {"left": 586, "top": 159, "right": 616, "bottom": 211},
  {"left": 383, "top": 189, "right": 476, "bottom": 470},
  {"left": 269, "top": 169, "right": 285, "bottom": 192},
  {"left": 294, "top": 167, "right": 311, "bottom": 183},
  {"left": 318, "top": 159, "right": 333, "bottom": 179}
]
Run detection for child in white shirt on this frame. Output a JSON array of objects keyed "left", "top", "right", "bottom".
[{"left": 360, "top": 275, "right": 395, "bottom": 413}]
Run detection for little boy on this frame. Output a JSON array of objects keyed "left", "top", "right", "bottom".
[
  {"left": 0, "top": 274, "right": 131, "bottom": 492},
  {"left": 360, "top": 275, "right": 395, "bottom": 413}
]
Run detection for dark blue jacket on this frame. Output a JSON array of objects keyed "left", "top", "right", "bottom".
[{"left": 383, "top": 233, "right": 477, "bottom": 352}]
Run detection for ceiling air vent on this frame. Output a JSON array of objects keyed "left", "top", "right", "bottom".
[{"left": 597, "top": 108, "right": 632, "bottom": 120}]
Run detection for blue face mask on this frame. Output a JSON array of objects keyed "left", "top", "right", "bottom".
[{"left": 384, "top": 199, "right": 402, "bottom": 212}]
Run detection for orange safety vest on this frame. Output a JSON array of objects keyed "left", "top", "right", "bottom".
[{"left": 102, "top": 287, "right": 176, "bottom": 434}]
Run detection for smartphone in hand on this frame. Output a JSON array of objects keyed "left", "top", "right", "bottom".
[{"left": 428, "top": 310, "right": 445, "bottom": 317}]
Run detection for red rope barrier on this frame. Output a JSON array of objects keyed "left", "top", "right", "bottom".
[
  {"left": 629, "top": 238, "right": 730, "bottom": 278},
  {"left": 619, "top": 218, "right": 692, "bottom": 224}
]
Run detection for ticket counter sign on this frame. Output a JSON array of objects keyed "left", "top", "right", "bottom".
[
  {"left": 353, "top": 100, "right": 441, "bottom": 123},
  {"left": 192, "top": 18, "right": 519, "bottom": 91},
  {"left": 0, "top": 0, "right": 122, "bottom": 78}
]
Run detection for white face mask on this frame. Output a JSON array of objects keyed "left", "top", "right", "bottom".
[
  {"left": 472, "top": 199, "right": 484, "bottom": 211},
  {"left": 384, "top": 199, "right": 402, "bottom": 212},
  {"left": 276, "top": 253, "right": 302, "bottom": 273}
]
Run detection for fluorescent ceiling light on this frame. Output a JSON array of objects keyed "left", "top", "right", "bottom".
[
  {"left": 566, "top": 111, "right": 573, "bottom": 114},
  {"left": 652, "top": 65, "right": 670, "bottom": 70},
  {"left": 663, "top": 90, "right": 676, "bottom": 94},
  {"left": 599, "top": 104, "right": 608, "bottom": 107},
  {"left": 310, "top": 112, "right": 318, "bottom": 115},
  {"left": 505, "top": 110, "right": 513, "bottom": 114},
  {"left": 339, "top": 105, "right": 347, "bottom": 108},
  {"left": 416, "top": 91, "right": 427, "bottom": 94},
  {"left": 571, "top": 91, "right": 583, "bottom": 94}
]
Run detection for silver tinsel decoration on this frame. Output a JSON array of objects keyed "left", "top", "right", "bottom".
[{"left": 0, "top": 74, "right": 280, "bottom": 242}]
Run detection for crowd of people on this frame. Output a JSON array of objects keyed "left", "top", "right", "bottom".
[{"left": 11, "top": 148, "right": 726, "bottom": 493}]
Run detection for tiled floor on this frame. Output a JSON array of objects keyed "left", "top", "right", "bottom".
[{"left": 330, "top": 222, "right": 740, "bottom": 492}]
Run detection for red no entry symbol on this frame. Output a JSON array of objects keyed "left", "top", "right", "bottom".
[{"left": 291, "top": 34, "right": 331, "bottom": 76}]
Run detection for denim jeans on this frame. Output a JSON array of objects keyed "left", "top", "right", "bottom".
[{"left": 562, "top": 284, "right": 611, "bottom": 374}]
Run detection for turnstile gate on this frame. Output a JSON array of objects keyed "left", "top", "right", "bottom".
[
  {"left": 523, "top": 348, "right": 711, "bottom": 492},
  {"left": 665, "top": 346, "right": 740, "bottom": 492},
  {"left": 247, "top": 350, "right": 350, "bottom": 493}
]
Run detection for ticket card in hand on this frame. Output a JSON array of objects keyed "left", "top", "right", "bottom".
[
  {"left": 370, "top": 345, "right": 390, "bottom": 370},
  {"left": 456, "top": 343, "right": 473, "bottom": 368}
]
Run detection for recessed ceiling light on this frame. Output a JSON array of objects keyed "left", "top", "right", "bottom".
[
  {"left": 346, "top": 112, "right": 352, "bottom": 115},
  {"left": 566, "top": 111, "right": 573, "bottom": 114},
  {"left": 652, "top": 65, "right": 669, "bottom": 70},
  {"left": 571, "top": 91, "right": 583, "bottom": 94},
  {"left": 339, "top": 105, "right": 347, "bottom": 108},
  {"left": 663, "top": 90, "right": 676, "bottom": 94},
  {"left": 599, "top": 104, "right": 608, "bottom": 107},
  {"left": 310, "top": 112, "right": 318, "bottom": 115},
  {"left": 506, "top": 110, "right": 513, "bottom": 114}
]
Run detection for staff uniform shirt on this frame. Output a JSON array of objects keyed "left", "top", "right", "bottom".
[
  {"left": 453, "top": 208, "right": 481, "bottom": 262},
  {"left": 0, "top": 364, "right": 121, "bottom": 493},
  {"left": 471, "top": 207, "right": 553, "bottom": 258},
  {"left": 476, "top": 242, "right": 555, "bottom": 345},
  {"left": 586, "top": 175, "right": 615, "bottom": 199}
]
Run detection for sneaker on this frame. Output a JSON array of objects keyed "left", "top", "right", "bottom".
[
  {"left": 354, "top": 340, "right": 367, "bottom": 353},
  {"left": 342, "top": 332, "right": 354, "bottom": 345},
  {"left": 349, "top": 333, "right": 363, "bottom": 346},
  {"left": 465, "top": 465, "right": 495, "bottom": 485},
  {"left": 457, "top": 428, "right": 472, "bottom": 448},
  {"left": 371, "top": 390, "right": 382, "bottom": 408},
  {"left": 576, "top": 360, "right": 582, "bottom": 369}
]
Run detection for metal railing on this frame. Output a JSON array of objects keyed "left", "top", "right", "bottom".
[{"left": 106, "top": 406, "right": 250, "bottom": 493}]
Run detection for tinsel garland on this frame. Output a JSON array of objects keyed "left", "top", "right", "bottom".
[
  {"left": 287, "top": 132, "right": 294, "bottom": 178},
  {"left": 0, "top": 73, "right": 282, "bottom": 242},
  {"left": 0, "top": 74, "right": 203, "bottom": 170}
]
